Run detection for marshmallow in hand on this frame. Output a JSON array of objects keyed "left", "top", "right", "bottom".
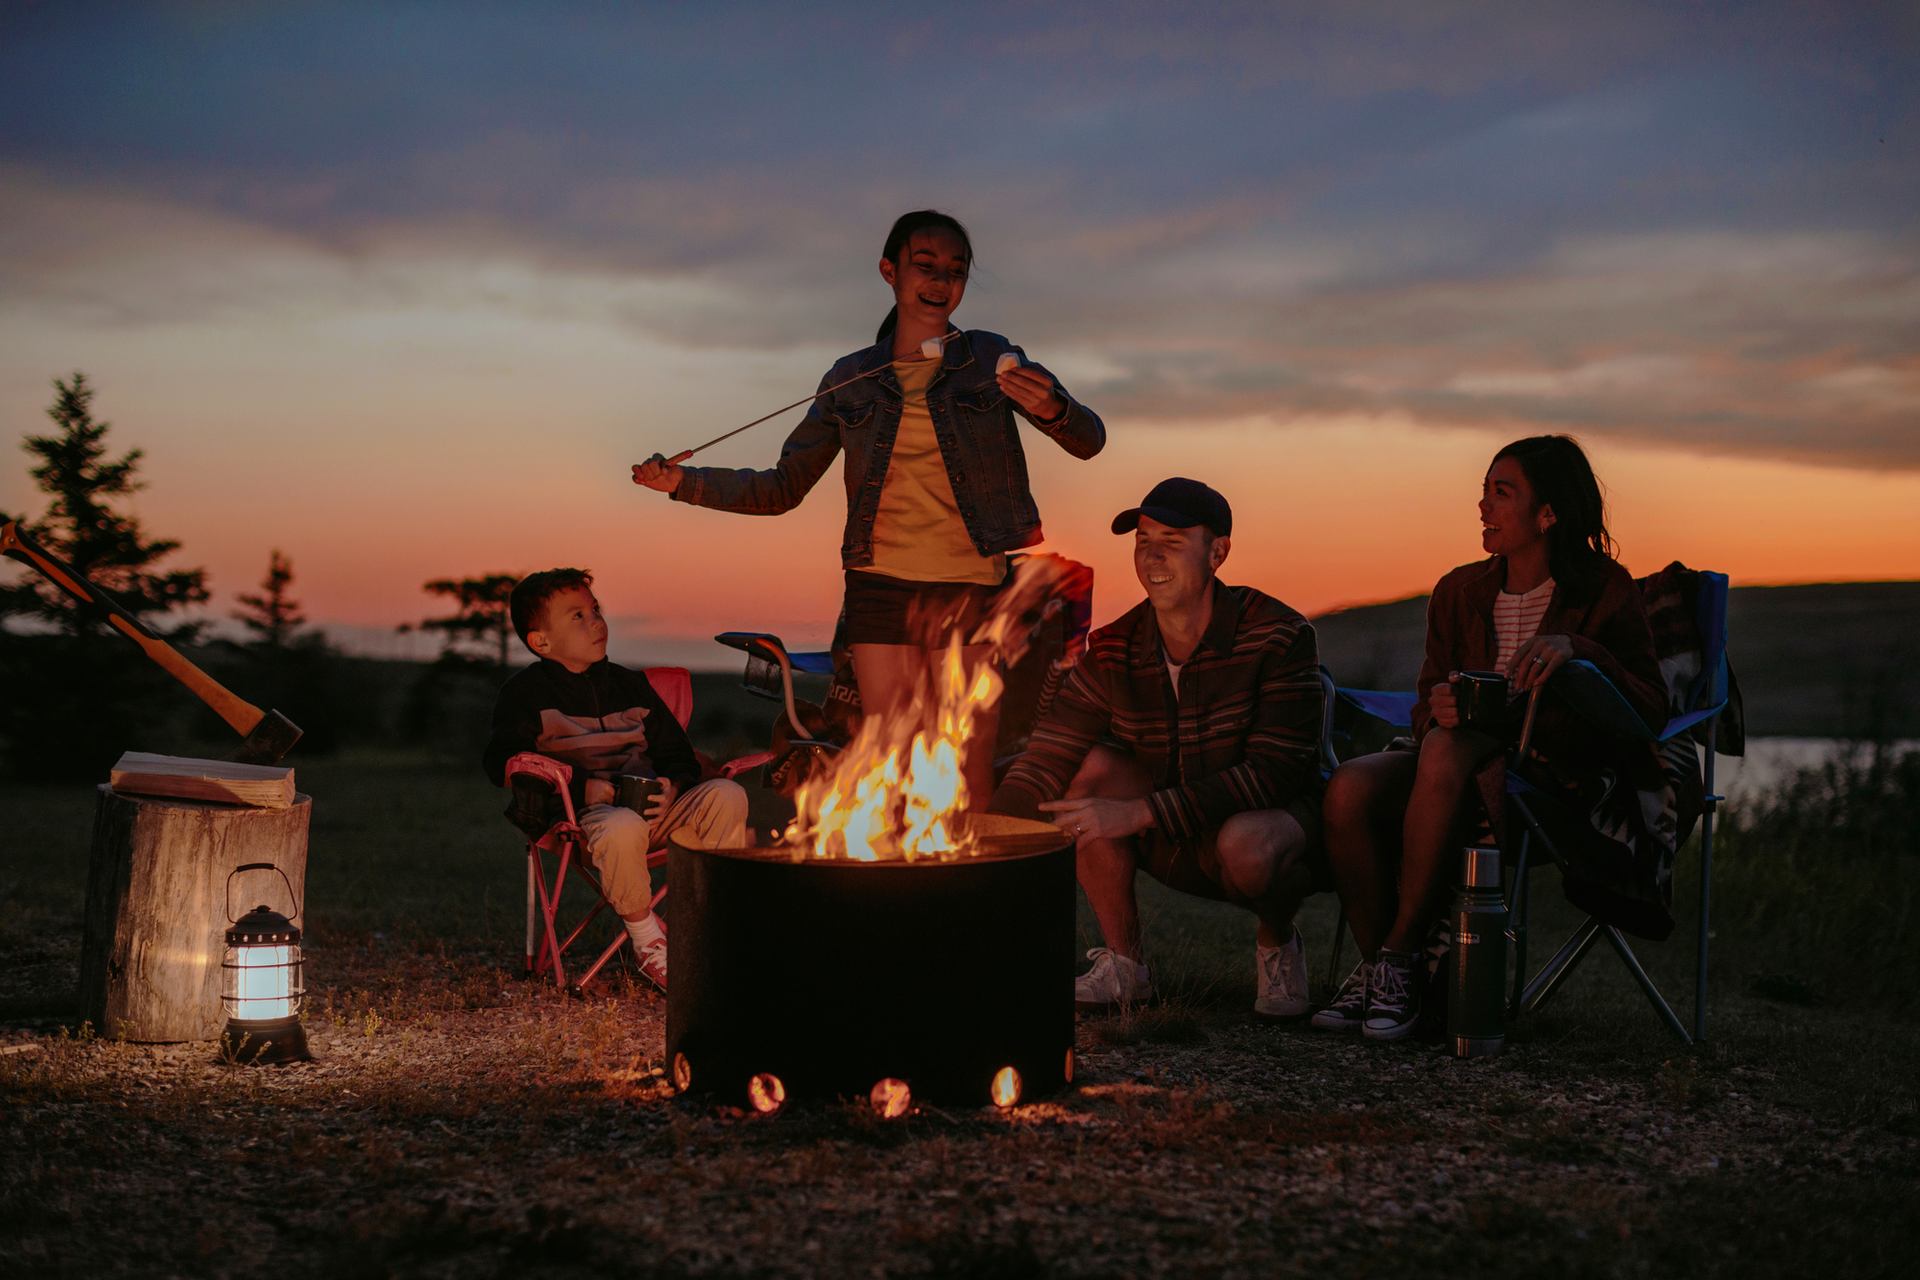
[{"left": 996, "top": 353, "right": 1021, "bottom": 375}]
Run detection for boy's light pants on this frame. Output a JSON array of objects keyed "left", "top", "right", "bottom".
[{"left": 577, "top": 779, "right": 748, "bottom": 920}]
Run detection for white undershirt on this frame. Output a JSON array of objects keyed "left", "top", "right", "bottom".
[
  {"left": 1494, "top": 577, "right": 1555, "bottom": 671},
  {"left": 1165, "top": 656, "right": 1184, "bottom": 695}
]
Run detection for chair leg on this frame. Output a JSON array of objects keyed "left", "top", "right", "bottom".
[
  {"left": 531, "top": 847, "right": 574, "bottom": 987},
  {"left": 1506, "top": 829, "right": 1532, "bottom": 1016},
  {"left": 1695, "top": 729, "right": 1720, "bottom": 1043},
  {"left": 572, "top": 932, "right": 629, "bottom": 995},
  {"left": 1518, "top": 917, "right": 1602, "bottom": 1016},
  {"left": 525, "top": 856, "right": 539, "bottom": 975},
  {"left": 1600, "top": 924, "right": 1692, "bottom": 1045}
]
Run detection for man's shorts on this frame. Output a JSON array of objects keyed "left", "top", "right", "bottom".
[{"left": 1137, "top": 795, "right": 1330, "bottom": 903}]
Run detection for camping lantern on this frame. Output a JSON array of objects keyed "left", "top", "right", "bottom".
[{"left": 219, "top": 862, "right": 311, "bottom": 1065}]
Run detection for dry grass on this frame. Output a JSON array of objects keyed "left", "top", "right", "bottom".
[{"left": 2, "top": 751, "right": 1917, "bottom": 1278}]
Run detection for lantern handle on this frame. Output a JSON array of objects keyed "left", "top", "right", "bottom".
[{"left": 226, "top": 862, "right": 301, "bottom": 924}]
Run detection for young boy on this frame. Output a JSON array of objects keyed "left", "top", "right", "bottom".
[{"left": 482, "top": 568, "right": 748, "bottom": 990}]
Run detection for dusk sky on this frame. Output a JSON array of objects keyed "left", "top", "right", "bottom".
[{"left": 3, "top": 3, "right": 1916, "bottom": 667}]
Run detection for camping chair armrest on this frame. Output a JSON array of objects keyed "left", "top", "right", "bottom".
[
  {"left": 1336, "top": 686, "right": 1418, "bottom": 730},
  {"left": 1551, "top": 659, "right": 1661, "bottom": 742},
  {"left": 718, "top": 749, "right": 776, "bottom": 779},
  {"left": 505, "top": 752, "right": 574, "bottom": 791}
]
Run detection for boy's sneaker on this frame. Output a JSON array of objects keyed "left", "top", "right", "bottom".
[
  {"left": 1362, "top": 949, "right": 1422, "bottom": 1041},
  {"left": 634, "top": 938, "right": 668, "bottom": 993},
  {"left": 1075, "top": 947, "right": 1152, "bottom": 1012},
  {"left": 1310, "top": 959, "right": 1374, "bottom": 1032},
  {"left": 1253, "top": 928, "right": 1310, "bottom": 1019}
]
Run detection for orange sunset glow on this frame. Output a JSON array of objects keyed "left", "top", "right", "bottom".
[{"left": 2, "top": 7, "right": 1915, "bottom": 668}]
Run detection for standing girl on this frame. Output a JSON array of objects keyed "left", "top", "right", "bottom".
[{"left": 632, "top": 210, "right": 1105, "bottom": 801}]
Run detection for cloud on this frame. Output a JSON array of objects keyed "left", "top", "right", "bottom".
[{"left": 4, "top": 4, "right": 1917, "bottom": 471}]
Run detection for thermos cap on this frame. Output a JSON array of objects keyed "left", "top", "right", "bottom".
[{"left": 1462, "top": 844, "right": 1501, "bottom": 888}]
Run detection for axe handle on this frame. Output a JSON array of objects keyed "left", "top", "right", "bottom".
[{"left": 1, "top": 522, "right": 266, "bottom": 737}]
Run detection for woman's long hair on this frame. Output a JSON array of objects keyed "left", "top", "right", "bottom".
[
  {"left": 874, "top": 210, "right": 973, "bottom": 343},
  {"left": 1491, "top": 434, "right": 1617, "bottom": 586}
]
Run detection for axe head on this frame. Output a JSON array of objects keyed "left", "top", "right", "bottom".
[{"left": 232, "top": 710, "right": 303, "bottom": 765}]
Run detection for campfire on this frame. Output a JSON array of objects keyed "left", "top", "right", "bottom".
[
  {"left": 667, "top": 559, "right": 1082, "bottom": 1110},
  {"left": 780, "top": 553, "right": 1078, "bottom": 864},
  {"left": 782, "top": 636, "right": 999, "bottom": 862}
]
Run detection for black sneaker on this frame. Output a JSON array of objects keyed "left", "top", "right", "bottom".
[
  {"left": 1310, "top": 959, "right": 1373, "bottom": 1032},
  {"left": 1362, "top": 949, "right": 1422, "bottom": 1041}
]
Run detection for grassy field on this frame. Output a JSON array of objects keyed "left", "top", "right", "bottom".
[{"left": 1, "top": 747, "right": 1916, "bottom": 1278}]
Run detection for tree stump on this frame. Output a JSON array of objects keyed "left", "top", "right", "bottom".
[{"left": 80, "top": 786, "right": 312, "bottom": 1042}]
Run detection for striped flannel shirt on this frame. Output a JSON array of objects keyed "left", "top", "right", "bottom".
[{"left": 990, "top": 580, "right": 1324, "bottom": 843}]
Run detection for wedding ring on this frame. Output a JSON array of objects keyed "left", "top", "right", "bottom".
[{"left": 1532, "top": 656, "right": 1547, "bottom": 666}]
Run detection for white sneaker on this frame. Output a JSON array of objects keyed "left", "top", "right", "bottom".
[
  {"left": 1075, "top": 947, "right": 1152, "bottom": 1011},
  {"left": 1254, "top": 928, "right": 1310, "bottom": 1019}
]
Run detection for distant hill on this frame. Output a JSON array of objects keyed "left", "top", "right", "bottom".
[{"left": 1311, "top": 581, "right": 1920, "bottom": 739}]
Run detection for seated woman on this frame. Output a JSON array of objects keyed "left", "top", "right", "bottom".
[{"left": 1313, "top": 435, "right": 1666, "bottom": 1041}]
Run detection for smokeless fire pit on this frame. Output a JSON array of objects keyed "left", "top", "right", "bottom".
[{"left": 667, "top": 815, "right": 1074, "bottom": 1111}]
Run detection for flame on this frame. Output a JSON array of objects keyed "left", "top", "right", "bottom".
[
  {"left": 870, "top": 1078, "right": 912, "bottom": 1118},
  {"left": 782, "top": 555, "right": 1085, "bottom": 863},
  {"left": 991, "top": 1066, "right": 1023, "bottom": 1109}
]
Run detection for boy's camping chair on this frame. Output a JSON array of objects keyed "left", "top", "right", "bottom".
[
  {"left": 505, "top": 666, "right": 767, "bottom": 995},
  {"left": 1322, "top": 566, "right": 1738, "bottom": 1043}
]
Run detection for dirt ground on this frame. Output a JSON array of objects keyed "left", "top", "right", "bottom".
[
  {"left": 4, "top": 926, "right": 1915, "bottom": 1280},
  {"left": 3, "top": 755, "right": 1915, "bottom": 1278}
]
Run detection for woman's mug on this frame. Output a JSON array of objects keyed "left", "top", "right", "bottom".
[{"left": 1450, "top": 670, "right": 1510, "bottom": 736}]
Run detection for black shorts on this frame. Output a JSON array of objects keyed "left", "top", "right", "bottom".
[{"left": 842, "top": 570, "right": 1000, "bottom": 648}]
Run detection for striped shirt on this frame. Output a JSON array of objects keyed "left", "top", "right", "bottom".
[
  {"left": 989, "top": 581, "right": 1324, "bottom": 844},
  {"left": 1494, "top": 577, "right": 1555, "bottom": 671}
]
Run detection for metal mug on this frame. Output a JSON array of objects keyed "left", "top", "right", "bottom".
[
  {"left": 614, "top": 774, "right": 666, "bottom": 818},
  {"left": 1450, "top": 670, "right": 1510, "bottom": 736}
]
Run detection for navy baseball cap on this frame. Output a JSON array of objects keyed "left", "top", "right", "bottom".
[{"left": 1111, "top": 477, "right": 1232, "bottom": 537}]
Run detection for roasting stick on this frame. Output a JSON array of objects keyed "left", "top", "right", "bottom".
[{"left": 648, "top": 331, "right": 1010, "bottom": 468}]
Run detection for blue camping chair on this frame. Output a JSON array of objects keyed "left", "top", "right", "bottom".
[
  {"left": 1324, "top": 570, "right": 1733, "bottom": 1044},
  {"left": 1503, "top": 570, "right": 1731, "bottom": 1044}
]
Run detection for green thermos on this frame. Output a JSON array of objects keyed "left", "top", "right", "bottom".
[{"left": 1449, "top": 843, "right": 1507, "bottom": 1058}]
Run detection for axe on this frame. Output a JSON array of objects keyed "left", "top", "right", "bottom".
[{"left": 1, "top": 520, "right": 302, "bottom": 764}]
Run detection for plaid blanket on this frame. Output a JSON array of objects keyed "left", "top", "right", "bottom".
[{"left": 1523, "top": 561, "right": 1743, "bottom": 939}]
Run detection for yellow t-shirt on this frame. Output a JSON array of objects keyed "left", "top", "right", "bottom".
[{"left": 866, "top": 357, "right": 1008, "bottom": 585}]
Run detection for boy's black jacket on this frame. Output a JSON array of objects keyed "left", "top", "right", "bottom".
[{"left": 482, "top": 658, "right": 700, "bottom": 815}]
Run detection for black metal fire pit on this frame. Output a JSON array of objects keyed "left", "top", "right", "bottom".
[{"left": 667, "top": 815, "right": 1073, "bottom": 1110}]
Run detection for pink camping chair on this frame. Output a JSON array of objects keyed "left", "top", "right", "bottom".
[{"left": 507, "top": 666, "right": 769, "bottom": 995}]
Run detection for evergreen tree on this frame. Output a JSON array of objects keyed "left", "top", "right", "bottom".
[
  {"left": 407, "top": 573, "right": 519, "bottom": 668},
  {"left": 0, "top": 372, "right": 208, "bottom": 638},
  {"left": 1, "top": 373, "right": 209, "bottom": 778},
  {"left": 233, "top": 549, "right": 308, "bottom": 651}
]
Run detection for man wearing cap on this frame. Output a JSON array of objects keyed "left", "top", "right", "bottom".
[{"left": 990, "top": 478, "right": 1326, "bottom": 1017}]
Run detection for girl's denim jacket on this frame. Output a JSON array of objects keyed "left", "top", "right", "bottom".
[{"left": 672, "top": 329, "right": 1105, "bottom": 569}]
